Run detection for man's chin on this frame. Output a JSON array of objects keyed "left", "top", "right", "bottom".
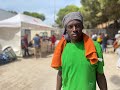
[{"left": 71, "top": 37, "right": 78, "bottom": 41}]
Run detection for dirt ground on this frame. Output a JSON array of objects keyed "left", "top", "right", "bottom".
[{"left": 0, "top": 49, "right": 120, "bottom": 90}]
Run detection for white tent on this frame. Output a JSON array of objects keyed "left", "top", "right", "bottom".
[
  {"left": 0, "top": 13, "right": 53, "bottom": 56},
  {"left": 0, "top": 13, "right": 52, "bottom": 29}
]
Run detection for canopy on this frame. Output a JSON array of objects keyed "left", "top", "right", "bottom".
[{"left": 0, "top": 13, "right": 52, "bottom": 30}]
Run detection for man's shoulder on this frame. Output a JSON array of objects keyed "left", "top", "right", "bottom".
[
  {"left": 93, "top": 41, "right": 102, "bottom": 53},
  {"left": 93, "top": 41, "right": 103, "bottom": 58},
  {"left": 93, "top": 41, "right": 101, "bottom": 47}
]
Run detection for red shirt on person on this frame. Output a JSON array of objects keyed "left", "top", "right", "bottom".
[{"left": 51, "top": 35, "right": 56, "bottom": 44}]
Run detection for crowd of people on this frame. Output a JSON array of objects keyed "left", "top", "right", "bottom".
[
  {"left": 91, "top": 31, "right": 120, "bottom": 56},
  {"left": 21, "top": 34, "right": 56, "bottom": 58},
  {"left": 91, "top": 33, "right": 110, "bottom": 53}
]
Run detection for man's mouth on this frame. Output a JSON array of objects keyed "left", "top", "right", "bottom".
[{"left": 72, "top": 33, "right": 77, "bottom": 37}]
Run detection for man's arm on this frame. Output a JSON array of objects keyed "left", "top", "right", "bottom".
[
  {"left": 96, "top": 72, "right": 107, "bottom": 90},
  {"left": 40, "top": 38, "right": 42, "bottom": 47},
  {"left": 56, "top": 70, "right": 62, "bottom": 90}
]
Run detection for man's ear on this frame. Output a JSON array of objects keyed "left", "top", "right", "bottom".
[
  {"left": 64, "top": 33, "right": 71, "bottom": 42},
  {"left": 63, "top": 28, "right": 67, "bottom": 35}
]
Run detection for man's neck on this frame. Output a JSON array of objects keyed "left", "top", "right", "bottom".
[{"left": 71, "top": 34, "right": 83, "bottom": 43}]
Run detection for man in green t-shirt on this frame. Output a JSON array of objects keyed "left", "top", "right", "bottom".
[{"left": 53, "top": 12, "right": 107, "bottom": 90}]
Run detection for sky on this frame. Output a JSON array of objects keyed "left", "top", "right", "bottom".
[{"left": 0, "top": 0, "right": 81, "bottom": 25}]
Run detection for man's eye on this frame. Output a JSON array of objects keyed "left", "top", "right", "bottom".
[
  {"left": 67, "top": 25, "right": 73, "bottom": 29},
  {"left": 67, "top": 24, "right": 82, "bottom": 29},
  {"left": 76, "top": 24, "right": 81, "bottom": 28}
]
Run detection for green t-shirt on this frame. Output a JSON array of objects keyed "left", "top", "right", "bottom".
[{"left": 61, "top": 41, "right": 104, "bottom": 90}]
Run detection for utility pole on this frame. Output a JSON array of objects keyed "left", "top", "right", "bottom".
[{"left": 54, "top": 0, "right": 56, "bottom": 23}]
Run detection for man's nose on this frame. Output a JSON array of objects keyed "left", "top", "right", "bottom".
[{"left": 72, "top": 26, "right": 77, "bottom": 31}]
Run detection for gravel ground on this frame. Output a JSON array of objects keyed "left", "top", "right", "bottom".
[{"left": 0, "top": 51, "right": 120, "bottom": 90}]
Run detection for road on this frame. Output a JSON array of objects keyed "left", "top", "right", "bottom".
[{"left": 0, "top": 52, "right": 120, "bottom": 90}]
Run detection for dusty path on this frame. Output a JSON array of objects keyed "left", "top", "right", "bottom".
[
  {"left": 0, "top": 52, "right": 120, "bottom": 90},
  {"left": 101, "top": 53, "right": 120, "bottom": 90},
  {"left": 0, "top": 55, "right": 56, "bottom": 90}
]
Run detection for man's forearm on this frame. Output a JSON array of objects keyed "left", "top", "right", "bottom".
[
  {"left": 97, "top": 72, "right": 107, "bottom": 90},
  {"left": 56, "top": 70, "right": 62, "bottom": 90}
]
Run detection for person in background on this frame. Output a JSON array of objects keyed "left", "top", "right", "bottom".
[
  {"left": 28, "top": 40, "right": 33, "bottom": 47},
  {"left": 92, "top": 33, "right": 97, "bottom": 41},
  {"left": 114, "top": 31, "right": 120, "bottom": 68},
  {"left": 21, "top": 34, "right": 30, "bottom": 57},
  {"left": 102, "top": 34, "right": 108, "bottom": 53},
  {"left": 97, "top": 33, "right": 102, "bottom": 44},
  {"left": 51, "top": 12, "right": 107, "bottom": 90},
  {"left": 51, "top": 35, "right": 56, "bottom": 51},
  {"left": 33, "top": 34, "right": 41, "bottom": 58}
]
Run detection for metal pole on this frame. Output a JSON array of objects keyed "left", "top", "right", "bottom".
[{"left": 54, "top": 0, "right": 56, "bottom": 23}]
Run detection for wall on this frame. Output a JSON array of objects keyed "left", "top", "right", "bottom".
[{"left": 31, "top": 29, "right": 52, "bottom": 39}]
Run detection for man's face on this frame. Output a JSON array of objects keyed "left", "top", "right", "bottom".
[{"left": 66, "top": 20, "right": 83, "bottom": 42}]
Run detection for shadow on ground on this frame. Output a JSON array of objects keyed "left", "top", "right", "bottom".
[
  {"left": 41, "top": 51, "right": 53, "bottom": 58},
  {"left": 110, "top": 75, "right": 120, "bottom": 89},
  {"left": 22, "top": 51, "right": 53, "bottom": 59},
  {"left": 0, "top": 51, "right": 53, "bottom": 66}
]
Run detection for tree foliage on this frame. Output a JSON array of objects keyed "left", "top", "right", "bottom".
[
  {"left": 80, "top": 0, "right": 120, "bottom": 28},
  {"left": 8, "top": 10, "right": 18, "bottom": 14},
  {"left": 23, "top": 11, "right": 45, "bottom": 21},
  {"left": 56, "top": 5, "right": 79, "bottom": 27}
]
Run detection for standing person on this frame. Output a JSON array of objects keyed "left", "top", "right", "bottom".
[
  {"left": 21, "top": 34, "right": 30, "bottom": 57},
  {"left": 92, "top": 33, "right": 97, "bottom": 41},
  {"left": 33, "top": 34, "right": 41, "bottom": 58},
  {"left": 102, "top": 34, "right": 108, "bottom": 53},
  {"left": 51, "top": 35, "right": 56, "bottom": 51},
  {"left": 114, "top": 33, "right": 120, "bottom": 68},
  {"left": 97, "top": 33, "right": 102, "bottom": 44},
  {"left": 51, "top": 12, "right": 107, "bottom": 90}
]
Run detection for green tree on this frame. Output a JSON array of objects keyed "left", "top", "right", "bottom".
[
  {"left": 56, "top": 5, "right": 79, "bottom": 27},
  {"left": 8, "top": 10, "right": 18, "bottom": 14},
  {"left": 80, "top": 0, "right": 105, "bottom": 28},
  {"left": 23, "top": 11, "right": 45, "bottom": 21},
  {"left": 104, "top": 0, "right": 120, "bottom": 20},
  {"left": 80, "top": 0, "right": 120, "bottom": 28}
]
